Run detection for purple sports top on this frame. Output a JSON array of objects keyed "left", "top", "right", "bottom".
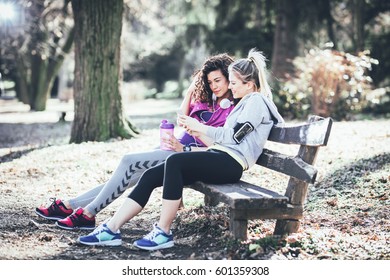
[{"left": 178, "top": 100, "right": 234, "bottom": 147}]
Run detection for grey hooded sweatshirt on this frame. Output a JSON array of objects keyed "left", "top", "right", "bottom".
[{"left": 206, "top": 92, "right": 284, "bottom": 170}]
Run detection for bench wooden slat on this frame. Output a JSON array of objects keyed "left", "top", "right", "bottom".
[
  {"left": 187, "top": 180, "right": 288, "bottom": 209},
  {"left": 231, "top": 206, "right": 303, "bottom": 220},
  {"left": 268, "top": 117, "right": 332, "bottom": 146},
  {"left": 256, "top": 149, "right": 317, "bottom": 183}
]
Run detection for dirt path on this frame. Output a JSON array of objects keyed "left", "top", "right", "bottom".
[{"left": 0, "top": 98, "right": 389, "bottom": 260}]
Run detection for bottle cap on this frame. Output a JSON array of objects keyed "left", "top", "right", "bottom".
[{"left": 160, "top": 119, "right": 174, "bottom": 129}]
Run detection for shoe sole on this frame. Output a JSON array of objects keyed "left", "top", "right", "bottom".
[
  {"left": 77, "top": 238, "right": 122, "bottom": 246},
  {"left": 133, "top": 241, "right": 174, "bottom": 251},
  {"left": 55, "top": 221, "right": 95, "bottom": 231},
  {"left": 35, "top": 210, "right": 66, "bottom": 221}
]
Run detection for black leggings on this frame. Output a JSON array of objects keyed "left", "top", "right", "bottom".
[{"left": 128, "top": 150, "right": 243, "bottom": 207}]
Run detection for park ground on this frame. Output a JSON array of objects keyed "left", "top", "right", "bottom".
[{"left": 0, "top": 97, "right": 389, "bottom": 260}]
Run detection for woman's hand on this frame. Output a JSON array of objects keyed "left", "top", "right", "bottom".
[
  {"left": 161, "top": 135, "right": 184, "bottom": 152},
  {"left": 176, "top": 110, "right": 184, "bottom": 127},
  {"left": 177, "top": 74, "right": 198, "bottom": 118},
  {"left": 178, "top": 115, "right": 204, "bottom": 135}
]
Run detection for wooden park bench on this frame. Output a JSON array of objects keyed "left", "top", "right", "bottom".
[{"left": 185, "top": 115, "right": 333, "bottom": 239}]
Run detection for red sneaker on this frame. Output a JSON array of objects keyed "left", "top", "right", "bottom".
[
  {"left": 35, "top": 198, "right": 73, "bottom": 221},
  {"left": 56, "top": 208, "right": 96, "bottom": 230}
]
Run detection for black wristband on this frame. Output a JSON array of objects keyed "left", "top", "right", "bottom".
[{"left": 183, "top": 145, "right": 192, "bottom": 152}]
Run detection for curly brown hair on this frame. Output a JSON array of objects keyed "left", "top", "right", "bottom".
[{"left": 192, "top": 53, "right": 234, "bottom": 107}]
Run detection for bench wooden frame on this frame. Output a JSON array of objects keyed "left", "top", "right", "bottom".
[{"left": 185, "top": 115, "right": 333, "bottom": 239}]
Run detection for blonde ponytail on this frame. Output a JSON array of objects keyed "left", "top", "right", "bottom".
[{"left": 247, "top": 49, "right": 272, "bottom": 99}]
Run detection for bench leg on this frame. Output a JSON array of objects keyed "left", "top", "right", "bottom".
[
  {"left": 274, "top": 219, "right": 300, "bottom": 236},
  {"left": 229, "top": 210, "right": 248, "bottom": 240}
]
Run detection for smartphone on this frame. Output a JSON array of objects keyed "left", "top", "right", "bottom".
[{"left": 233, "top": 122, "right": 254, "bottom": 143}]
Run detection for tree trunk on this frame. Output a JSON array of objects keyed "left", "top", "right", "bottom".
[
  {"left": 271, "top": 0, "right": 299, "bottom": 80},
  {"left": 70, "top": 0, "right": 138, "bottom": 143},
  {"left": 14, "top": 56, "right": 30, "bottom": 104},
  {"left": 30, "top": 53, "right": 48, "bottom": 111},
  {"left": 352, "top": 0, "right": 365, "bottom": 52},
  {"left": 324, "top": 0, "right": 337, "bottom": 49},
  {"left": 265, "top": 0, "right": 273, "bottom": 33},
  {"left": 28, "top": 38, "right": 74, "bottom": 111}
]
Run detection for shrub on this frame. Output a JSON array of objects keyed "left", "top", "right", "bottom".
[{"left": 277, "top": 47, "right": 378, "bottom": 120}]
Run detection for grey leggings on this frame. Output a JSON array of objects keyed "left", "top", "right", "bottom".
[{"left": 68, "top": 149, "right": 175, "bottom": 215}]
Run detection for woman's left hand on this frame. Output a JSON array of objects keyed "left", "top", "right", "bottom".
[{"left": 161, "top": 135, "right": 184, "bottom": 152}]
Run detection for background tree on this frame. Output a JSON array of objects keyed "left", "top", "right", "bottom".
[
  {"left": 0, "top": 0, "right": 74, "bottom": 111},
  {"left": 270, "top": 0, "right": 338, "bottom": 79},
  {"left": 271, "top": 0, "right": 299, "bottom": 79},
  {"left": 121, "top": 0, "right": 214, "bottom": 98},
  {"left": 70, "top": 0, "right": 137, "bottom": 143},
  {"left": 1, "top": 0, "right": 389, "bottom": 126},
  {"left": 208, "top": 0, "right": 274, "bottom": 58}
]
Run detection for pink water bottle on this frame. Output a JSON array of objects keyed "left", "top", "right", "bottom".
[{"left": 160, "top": 119, "right": 175, "bottom": 150}]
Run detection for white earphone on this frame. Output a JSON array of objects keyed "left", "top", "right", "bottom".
[
  {"left": 220, "top": 98, "right": 232, "bottom": 109},
  {"left": 212, "top": 93, "right": 232, "bottom": 110}
]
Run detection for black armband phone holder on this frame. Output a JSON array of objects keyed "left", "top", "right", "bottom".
[{"left": 233, "top": 122, "right": 254, "bottom": 143}]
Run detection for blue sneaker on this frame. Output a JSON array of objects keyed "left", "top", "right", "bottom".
[
  {"left": 133, "top": 223, "right": 174, "bottom": 251},
  {"left": 77, "top": 224, "right": 122, "bottom": 246}
]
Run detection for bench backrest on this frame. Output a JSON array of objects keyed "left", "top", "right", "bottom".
[{"left": 257, "top": 116, "right": 332, "bottom": 183}]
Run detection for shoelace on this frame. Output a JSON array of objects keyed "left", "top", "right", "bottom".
[
  {"left": 91, "top": 223, "right": 105, "bottom": 235},
  {"left": 47, "top": 197, "right": 60, "bottom": 214},
  {"left": 143, "top": 226, "right": 161, "bottom": 241},
  {"left": 68, "top": 208, "right": 84, "bottom": 223},
  {"left": 91, "top": 224, "right": 118, "bottom": 242}
]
